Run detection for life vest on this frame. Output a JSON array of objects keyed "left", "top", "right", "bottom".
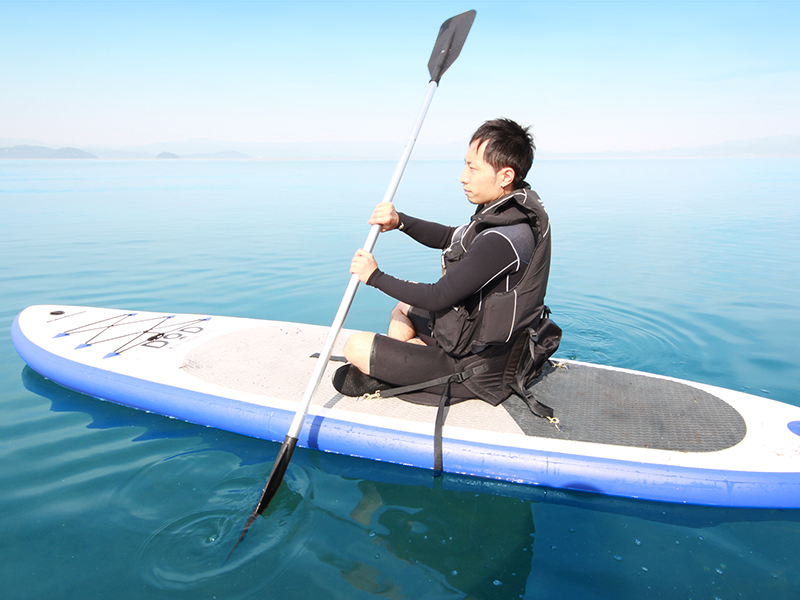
[
  {"left": 431, "top": 184, "right": 552, "bottom": 359},
  {"left": 369, "top": 187, "right": 553, "bottom": 459}
]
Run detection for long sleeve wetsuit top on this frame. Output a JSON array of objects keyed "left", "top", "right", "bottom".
[{"left": 366, "top": 212, "right": 534, "bottom": 315}]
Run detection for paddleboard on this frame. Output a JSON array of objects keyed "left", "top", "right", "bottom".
[{"left": 11, "top": 304, "right": 800, "bottom": 508}]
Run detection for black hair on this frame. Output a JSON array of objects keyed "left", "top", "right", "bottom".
[{"left": 470, "top": 118, "right": 535, "bottom": 188}]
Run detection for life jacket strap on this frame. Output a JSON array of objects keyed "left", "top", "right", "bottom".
[
  {"left": 508, "top": 380, "right": 555, "bottom": 420},
  {"left": 375, "top": 363, "right": 487, "bottom": 398},
  {"left": 376, "top": 364, "right": 489, "bottom": 475}
]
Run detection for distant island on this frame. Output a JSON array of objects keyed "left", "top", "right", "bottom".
[
  {"left": 0, "top": 145, "right": 252, "bottom": 160},
  {"left": 188, "top": 150, "right": 252, "bottom": 159},
  {"left": 1, "top": 135, "right": 797, "bottom": 160},
  {"left": 0, "top": 145, "right": 98, "bottom": 159}
]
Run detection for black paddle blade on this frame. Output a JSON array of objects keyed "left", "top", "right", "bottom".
[
  {"left": 227, "top": 435, "right": 297, "bottom": 559},
  {"left": 428, "top": 10, "right": 476, "bottom": 83}
]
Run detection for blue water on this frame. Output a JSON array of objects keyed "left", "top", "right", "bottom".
[{"left": 1, "top": 157, "right": 798, "bottom": 599}]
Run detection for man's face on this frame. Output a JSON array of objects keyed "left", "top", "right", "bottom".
[{"left": 460, "top": 140, "right": 511, "bottom": 205}]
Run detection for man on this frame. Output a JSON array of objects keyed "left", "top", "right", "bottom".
[{"left": 335, "top": 118, "right": 552, "bottom": 406}]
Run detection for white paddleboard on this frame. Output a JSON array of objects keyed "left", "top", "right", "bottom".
[{"left": 12, "top": 304, "right": 800, "bottom": 508}]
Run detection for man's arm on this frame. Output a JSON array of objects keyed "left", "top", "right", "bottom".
[
  {"left": 366, "top": 230, "right": 524, "bottom": 312},
  {"left": 367, "top": 202, "right": 455, "bottom": 250},
  {"left": 396, "top": 212, "right": 455, "bottom": 250}
]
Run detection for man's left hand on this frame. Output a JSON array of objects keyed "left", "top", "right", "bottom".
[{"left": 350, "top": 249, "right": 378, "bottom": 283}]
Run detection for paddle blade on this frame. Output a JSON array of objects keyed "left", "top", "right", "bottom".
[
  {"left": 428, "top": 10, "right": 476, "bottom": 83},
  {"left": 254, "top": 435, "right": 297, "bottom": 514},
  {"left": 228, "top": 435, "right": 297, "bottom": 559}
]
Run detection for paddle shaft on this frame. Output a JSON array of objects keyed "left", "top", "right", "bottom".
[{"left": 285, "top": 80, "right": 439, "bottom": 440}]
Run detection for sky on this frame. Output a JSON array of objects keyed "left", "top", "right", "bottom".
[{"left": 0, "top": 0, "right": 798, "bottom": 155}]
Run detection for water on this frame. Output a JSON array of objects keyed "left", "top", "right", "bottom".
[{"left": 1, "top": 157, "right": 798, "bottom": 599}]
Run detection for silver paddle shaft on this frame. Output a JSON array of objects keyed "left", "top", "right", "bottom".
[{"left": 286, "top": 79, "right": 440, "bottom": 440}]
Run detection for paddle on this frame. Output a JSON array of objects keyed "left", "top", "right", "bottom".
[{"left": 229, "top": 9, "right": 476, "bottom": 556}]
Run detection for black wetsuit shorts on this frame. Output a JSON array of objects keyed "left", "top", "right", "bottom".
[{"left": 369, "top": 308, "right": 474, "bottom": 402}]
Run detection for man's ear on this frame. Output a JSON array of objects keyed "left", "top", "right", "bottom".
[{"left": 499, "top": 167, "right": 516, "bottom": 187}]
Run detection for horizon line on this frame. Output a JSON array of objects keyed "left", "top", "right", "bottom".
[{"left": 1, "top": 134, "right": 799, "bottom": 161}]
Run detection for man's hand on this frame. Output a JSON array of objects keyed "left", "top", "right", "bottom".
[
  {"left": 350, "top": 249, "right": 378, "bottom": 283},
  {"left": 368, "top": 202, "right": 400, "bottom": 232}
]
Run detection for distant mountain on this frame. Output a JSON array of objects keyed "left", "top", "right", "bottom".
[
  {"left": 90, "top": 149, "right": 154, "bottom": 159},
  {"left": 98, "top": 139, "right": 407, "bottom": 160},
  {"left": 0, "top": 143, "right": 254, "bottom": 160},
  {"left": 660, "top": 135, "right": 800, "bottom": 158},
  {"left": 2, "top": 135, "right": 797, "bottom": 161},
  {"left": 98, "top": 135, "right": 800, "bottom": 160},
  {"left": 0, "top": 145, "right": 97, "bottom": 159},
  {"left": 185, "top": 150, "right": 253, "bottom": 159},
  {"left": 541, "top": 135, "right": 800, "bottom": 160}
]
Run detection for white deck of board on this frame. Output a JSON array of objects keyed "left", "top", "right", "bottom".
[{"left": 181, "top": 322, "right": 527, "bottom": 435}]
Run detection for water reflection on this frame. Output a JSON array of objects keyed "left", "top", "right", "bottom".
[{"left": 323, "top": 478, "right": 534, "bottom": 599}]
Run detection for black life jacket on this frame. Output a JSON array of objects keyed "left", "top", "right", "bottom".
[{"left": 430, "top": 184, "right": 552, "bottom": 360}]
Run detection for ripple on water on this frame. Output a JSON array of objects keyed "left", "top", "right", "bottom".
[
  {"left": 114, "top": 451, "right": 318, "bottom": 594},
  {"left": 555, "top": 295, "right": 698, "bottom": 372}
]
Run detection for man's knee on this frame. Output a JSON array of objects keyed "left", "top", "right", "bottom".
[
  {"left": 343, "top": 331, "right": 376, "bottom": 374},
  {"left": 391, "top": 302, "right": 411, "bottom": 321},
  {"left": 388, "top": 302, "right": 417, "bottom": 341}
]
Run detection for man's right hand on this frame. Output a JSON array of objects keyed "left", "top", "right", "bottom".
[{"left": 368, "top": 202, "right": 400, "bottom": 232}]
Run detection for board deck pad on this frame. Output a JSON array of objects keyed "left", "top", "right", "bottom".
[
  {"left": 506, "top": 363, "right": 747, "bottom": 451},
  {"left": 11, "top": 305, "right": 800, "bottom": 508}
]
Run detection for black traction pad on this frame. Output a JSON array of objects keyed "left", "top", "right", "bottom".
[{"left": 504, "top": 362, "right": 747, "bottom": 452}]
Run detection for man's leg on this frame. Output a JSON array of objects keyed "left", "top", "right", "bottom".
[
  {"left": 340, "top": 324, "right": 474, "bottom": 400},
  {"left": 344, "top": 303, "right": 427, "bottom": 375},
  {"left": 387, "top": 302, "right": 426, "bottom": 345},
  {"left": 343, "top": 331, "right": 375, "bottom": 375}
]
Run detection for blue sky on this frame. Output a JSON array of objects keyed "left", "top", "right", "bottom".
[{"left": 0, "top": 0, "right": 797, "bottom": 154}]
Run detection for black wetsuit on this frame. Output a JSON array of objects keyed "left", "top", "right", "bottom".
[
  {"left": 365, "top": 190, "right": 546, "bottom": 403},
  {"left": 368, "top": 213, "right": 533, "bottom": 316}
]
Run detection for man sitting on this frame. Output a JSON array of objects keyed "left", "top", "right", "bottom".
[{"left": 335, "top": 118, "right": 552, "bottom": 406}]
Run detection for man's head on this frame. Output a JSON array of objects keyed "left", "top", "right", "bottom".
[{"left": 460, "top": 118, "right": 535, "bottom": 205}]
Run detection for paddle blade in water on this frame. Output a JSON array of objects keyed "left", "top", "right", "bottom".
[{"left": 228, "top": 435, "right": 296, "bottom": 558}]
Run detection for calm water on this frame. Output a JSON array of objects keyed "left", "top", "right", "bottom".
[{"left": 1, "top": 157, "right": 798, "bottom": 599}]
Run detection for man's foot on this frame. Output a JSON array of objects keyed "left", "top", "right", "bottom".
[{"left": 332, "top": 364, "right": 392, "bottom": 397}]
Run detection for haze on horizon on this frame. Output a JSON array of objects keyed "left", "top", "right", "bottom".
[{"left": 1, "top": 1, "right": 797, "bottom": 156}]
